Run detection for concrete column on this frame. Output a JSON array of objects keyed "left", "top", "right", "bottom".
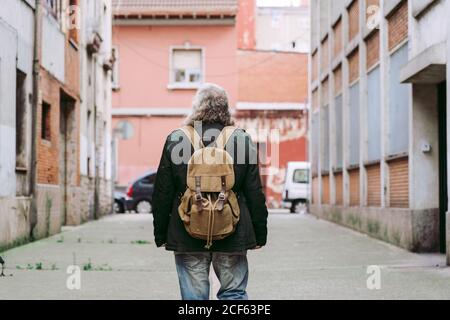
[
  {"left": 359, "top": 0, "right": 368, "bottom": 207},
  {"left": 379, "top": 0, "right": 389, "bottom": 208},
  {"left": 342, "top": 7, "right": 350, "bottom": 206}
]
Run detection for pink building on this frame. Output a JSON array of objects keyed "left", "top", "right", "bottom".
[{"left": 111, "top": 0, "right": 239, "bottom": 187}]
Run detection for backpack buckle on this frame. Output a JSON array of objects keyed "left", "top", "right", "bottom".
[
  {"left": 218, "top": 192, "right": 226, "bottom": 201},
  {"left": 195, "top": 193, "right": 203, "bottom": 201}
]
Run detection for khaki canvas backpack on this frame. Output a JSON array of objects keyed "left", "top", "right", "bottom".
[{"left": 178, "top": 125, "right": 240, "bottom": 249}]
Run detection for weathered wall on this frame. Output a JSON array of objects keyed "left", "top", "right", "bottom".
[
  {"left": 310, "top": 205, "right": 439, "bottom": 252},
  {"left": 34, "top": 185, "right": 62, "bottom": 240},
  {"left": 0, "top": 198, "right": 31, "bottom": 252}
]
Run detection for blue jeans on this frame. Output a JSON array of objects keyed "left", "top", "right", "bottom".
[{"left": 174, "top": 252, "right": 249, "bottom": 300}]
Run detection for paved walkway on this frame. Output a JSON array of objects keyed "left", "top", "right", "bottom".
[{"left": 1, "top": 212, "right": 450, "bottom": 299}]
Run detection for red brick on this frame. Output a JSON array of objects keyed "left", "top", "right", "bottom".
[
  {"left": 348, "top": 0, "right": 359, "bottom": 42},
  {"left": 333, "top": 65, "right": 342, "bottom": 96},
  {"left": 322, "top": 174, "right": 330, "bottom": 205},
  {"left": 335, "top": 172, "right": 343, "bottom": 205},
  {"left": 366, "top": 163, "right": 381, "bottom": 207},
  {"left": 366, "top": 29, "right": 380, "bottom": 70},
  {"left": 349, "top": 168, "right": 360, "bottom": 206},
  {"left": 238, "top": 50, "right": 308, "bottom": 102},
  {"left": 348, "top": 47, "right": 359, "bottom": 83},
  {"left": 321, "top": 36, "right": 329, "bottom": 72},
  {"left": 333, "top": 18, "right": 342, "bottom": 58},
  {"left": 388, "top": 0, "right": 408, "bottom": 51}
]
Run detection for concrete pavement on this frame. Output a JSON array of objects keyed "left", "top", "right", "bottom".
[{"left": 0, "top": 211, "right": 450, "bottom": 299}]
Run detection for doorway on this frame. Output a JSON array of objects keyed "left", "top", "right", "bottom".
[
  {"left": 438, "top": 81, "right": 447, "bottom": 254},
  {"left": 60, "top": 91, "right": 76, "bottom": 225}
]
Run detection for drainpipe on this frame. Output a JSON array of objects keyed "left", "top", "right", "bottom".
[
  {"left": 93, "top": 55, "right": 100, "bottom": 219},
  {"left": 30, "top": 0, "right": 43, "bottom": 238}
]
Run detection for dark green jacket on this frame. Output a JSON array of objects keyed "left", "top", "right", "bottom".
[{"left": 152, "top": 123, "right": 269, "bottom": 252}]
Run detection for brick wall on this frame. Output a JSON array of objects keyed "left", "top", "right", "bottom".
[
  {"left": 333, "top": 18, "right": 342, "bottom": 58},
  {"left": 349, "top": 168, "right": 360, "bottom": 206},
  {"left": 312, "top": 51, "right": 318, "bottom": 81},
  {"left": 37, "top": 70, "right": 60, "bottom": 185},
  {"left": 238, "top": 50, "right": 308, "bottom": 102},
  {"left": 312, "top": 177, "right": 319, "bottom": 204},
  {"left": 335, "top": 172, "right": 343, "bottom": 205},
  {"left": 388, "top": 0, "right": 408, "bottom": 51},
  {"left": 366, "top": 30, "right": 380, "bottom": 70},
  {"left": 348, "top": 0, "right": 359, "bottom": 42},
  {"left": 366, "top": 163, "right": 381, "bottom": 207},
  {"left": 334, "top": 65, "right": 342, "bottom": 96},
  {"left": 322, "top": 175, "right": 330, "bottom": 205},
  {"left": 322, "top": 77, "right": 329, "bottom": 106},
  {"left": 348, "top": 47, "right": 359, "bottom": 83},
  {"left": 389, "top": 157, "right": 409, "bottom": 208},
  {"left": 321, "top": 36, "right": 329, "bottom": 73}
]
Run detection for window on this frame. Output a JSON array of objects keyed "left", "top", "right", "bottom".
[
  {"left": 311, "top": 112, "right": 320, "bottom": 176},
  {"left": 41, "top": 102, "right": 51, "bottom": 141},
  {"left": 367, "top": 66, "right": 381, "bottom": 161},
  {"left": 293, "top": 169, "right": 309, "bottom": 184},
  {"left": 349, "top": 82, "right": 360, "bottom": 166},
  {"left": 388, "top": 44, "right": 409, "bottom": 155},
  {"left": 321, "top": 104, "right": 330, "bottom": 172},
  {"left": 16, "top": 70, "right": 27, "bottom": 169},
  {"left": 170, "top": 48, "right": 203, "bottom": 87},
  {"left": 334, "top": 95, "right": 343, "bottom": 169}
]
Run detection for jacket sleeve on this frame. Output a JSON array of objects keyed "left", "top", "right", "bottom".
[
  {"left": 152, "top": 137, "right": 176, "bottom": 247},
  {"left": 243, "top": 136, "right": 269, "bottom": 247}
]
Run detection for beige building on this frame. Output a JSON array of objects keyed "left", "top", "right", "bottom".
[{"left": 256, "top": 3, "right": 310, "bottom": 52}]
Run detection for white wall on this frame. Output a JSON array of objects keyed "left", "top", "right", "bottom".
[
  {"left": 0, "top": 0, "right": 35, "bottom": 197},
  {"left": 42, "top": 14, "right": 65, "bottom": 82},
  {"left": 79, "top": 0, "right": 113, "bottom": 180}
]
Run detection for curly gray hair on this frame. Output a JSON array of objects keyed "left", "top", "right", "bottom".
[{"left": 184, "top": 83, "right": 235, "bottom": 126}]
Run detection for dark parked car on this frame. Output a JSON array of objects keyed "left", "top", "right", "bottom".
[
  {"left": 114, "top": 191, "right": 127, "bottom": 214},
  {"left": 125, "top": 171, "right": 156, "bottom": 214}
]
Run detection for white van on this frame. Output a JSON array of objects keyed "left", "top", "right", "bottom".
[{"left": 282, "top": 162, "right": 310, "bottom": 213}]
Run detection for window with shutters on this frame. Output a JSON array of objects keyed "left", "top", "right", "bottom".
[
  {"left": 388, "top": 44, "right": 409, "bottom": 156},
  {"left": 367, "top": 66, "right": 381, "bottom": 162},
  {"left": 349, "top": 82, "right": 360, "bottom": 166},
  {"left": 169, "top": 48, "right": 204, "bottom": 89}
]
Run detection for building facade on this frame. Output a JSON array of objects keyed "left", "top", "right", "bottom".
[
  {"left": 235, "top": 0, "right": 310, "bottom": 207},
  {"left": 309, "top": 0, "right": 450, "bottom": 264},
  {"left": 111, "top": 0, "right": 310, "bottom": 208},
  {"left": 111, "top": 0, "right": 239, "bottom": 188},
  {"left": 0, "top": 0, "right": 113, "bottom": 251}
]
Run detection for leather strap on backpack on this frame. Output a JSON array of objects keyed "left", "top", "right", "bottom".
[
  {"left": 216, "top": 176, "right": 226, "bottom": 211},
  {"left": 215, "top": 126, "right": 237, "bottom": 150},
  {"left": 195, "top": 176, "right": 203, "bottom": 212},
  {"left": 180, "top": 126, "right": 204, "bottom": 151}
]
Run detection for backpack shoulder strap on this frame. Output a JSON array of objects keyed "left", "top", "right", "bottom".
[
  {"left": 180, "top": 126, "right": 204, "bottom": 151},
  {"left": 215, "top": 126, "right": 238, "bottom": 150}
]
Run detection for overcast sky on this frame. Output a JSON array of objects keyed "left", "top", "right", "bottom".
[{"left": 257, "top": 0, "right": 302, "bottom": 7}]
